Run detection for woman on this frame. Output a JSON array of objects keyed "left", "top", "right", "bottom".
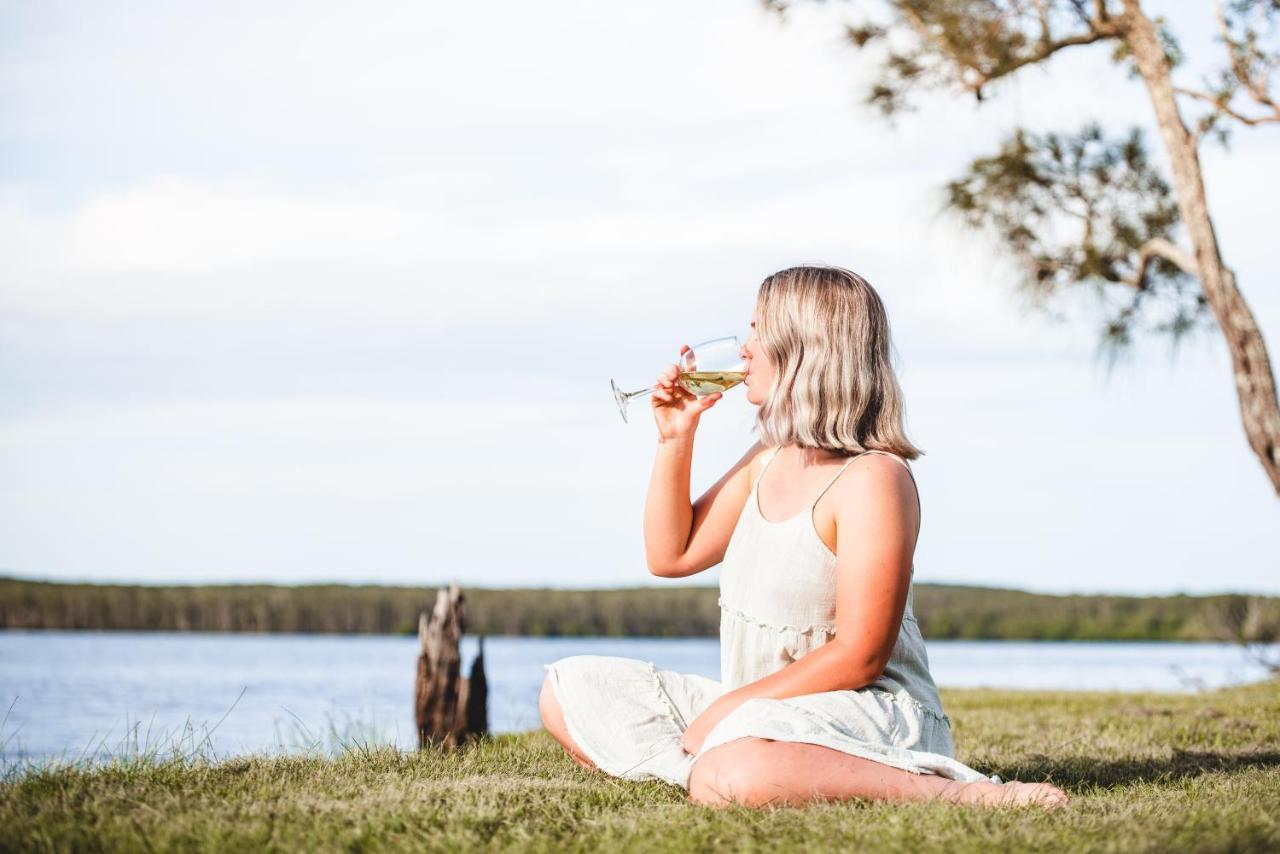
[{"left": 541, "top": 265, "right": 1068, "bottom": 809}]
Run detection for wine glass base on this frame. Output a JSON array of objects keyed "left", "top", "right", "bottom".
[{"left": 610, "top": 378, "right": 630, "bottom": 423}]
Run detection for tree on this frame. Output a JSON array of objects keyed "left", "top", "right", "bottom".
[{"left": 764, "top": 0, "right": 1280, "bottom": 495}]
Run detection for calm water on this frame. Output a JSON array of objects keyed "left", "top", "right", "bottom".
[{"left": 1, "top": 631, "right": 1274, "bottom": 768}]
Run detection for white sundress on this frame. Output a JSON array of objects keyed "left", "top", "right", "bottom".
[{"left": 543, "top": 446, "right": 1000, "bottom": 790}]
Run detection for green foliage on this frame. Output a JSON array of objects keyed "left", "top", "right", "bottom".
[
  {"left": 943, "top": 122, "right": 1211, "bottom": 367},
  {"left": 2, "top": 680, "right": 1278, "bottom": 851},
  {"left": 2, "top": 577, "right": 1277, "bottom": 641}
]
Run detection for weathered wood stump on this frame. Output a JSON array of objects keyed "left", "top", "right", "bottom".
[{"left": 414, "top": 583, "right": 488, "bottom": 748}]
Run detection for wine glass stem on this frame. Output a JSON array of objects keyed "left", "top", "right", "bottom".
[{"left": 626, "top": 386, "right": 655, "bottom": 403}]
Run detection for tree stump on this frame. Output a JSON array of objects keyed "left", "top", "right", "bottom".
[{"left": 415, "top": 584, "right": 488, "bottom": 748}]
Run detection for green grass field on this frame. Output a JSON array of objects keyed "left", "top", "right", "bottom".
[{"left": 3, "top": 679, "right": 1278, "bottom": 852}]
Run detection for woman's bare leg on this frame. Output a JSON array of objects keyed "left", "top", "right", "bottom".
[
  {"left": 688, "top": 737, "right": 1067, "bottom": 809},
  {"left": 539, "top": 672, "right": 598, "bottom": 771}
]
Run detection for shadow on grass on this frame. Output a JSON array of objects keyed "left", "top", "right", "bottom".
[{"left": 992, "top": 749, "right": 1280, "bottom": 789}]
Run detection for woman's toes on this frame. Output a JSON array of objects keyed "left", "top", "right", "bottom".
[
  {"left": 1018, "top": 781, "right": 1069, "bottom": 808},
  {"left": 1039, "top": 783, "right": 1070, "bottom": 808},
  {"left": 944, "top": 779, "right": 1069, "bottom": 809}
]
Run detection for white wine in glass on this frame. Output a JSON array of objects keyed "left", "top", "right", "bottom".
[
  {"left": 676, "top": 370, "right": 746, "bottom": 396},
  {"left": 610, "top": 336, "right": 745, "bottom": 423}
]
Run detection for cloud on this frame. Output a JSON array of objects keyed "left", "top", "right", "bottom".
[{"left": 0, "top": 0, "right": 1277, "bottom": 592}]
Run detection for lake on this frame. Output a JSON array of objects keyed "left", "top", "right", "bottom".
[{"left": 1, "top": 631, "right": 1274, "bottom": 769}]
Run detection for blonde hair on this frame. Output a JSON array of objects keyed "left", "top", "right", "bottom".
[{"left": 753, "top": 265, "right": 924, "bottom": 460}]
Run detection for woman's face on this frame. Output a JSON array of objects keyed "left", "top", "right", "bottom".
[{"left": 741, "top": 310, "right": 774, "bottom": 406}]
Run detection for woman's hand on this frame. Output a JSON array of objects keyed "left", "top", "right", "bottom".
[
  {"left": 652, "top": 344, "right": 723, "bottom": 442},
  {"left": 681, "top": 691, "right": 742, "bottom": 756}
]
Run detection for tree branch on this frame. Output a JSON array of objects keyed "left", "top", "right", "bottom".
[
  {"left": 1215, "top": 0, "right": 1277, "bottom": 111},
  {"left": 1126, "top": 237, "right": 1198, "bottom": 288},
  {"left": 960, "top": 19, "right": 1126, "bottom": 96},
  {"left": 1173, "top": 85, "right": 1280, "bottom": 126},
  {"left": 1032, "top": 0, "right": 1052, "bottom": 46}
]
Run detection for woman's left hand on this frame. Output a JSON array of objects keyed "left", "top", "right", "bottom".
[{"left": 681, "top": 692, "right": 742, "bottom": 756}]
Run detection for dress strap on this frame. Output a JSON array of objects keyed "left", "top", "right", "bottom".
[{"left": 809, "top": 454, "right": 860, "bottom": 510}]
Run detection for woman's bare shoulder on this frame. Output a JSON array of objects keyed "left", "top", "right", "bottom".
[
  {"left": 833, "top": 452, "right": 920, "bottom": 529},
  {"left": 842, "top": 451, "right": 915, "bottom": 491}
]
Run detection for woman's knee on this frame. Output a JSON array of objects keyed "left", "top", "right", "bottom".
[
  {"left": 688, "top": 738, "right": 774, "bottom": 808},
  {"left": 539, "top": 671, "right": 564, "bottom": 733},
  {"left": 540, "top": 668, "right": 597, "bottom": 770}
]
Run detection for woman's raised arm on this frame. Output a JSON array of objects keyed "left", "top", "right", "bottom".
[
  {"left": 644, "top": 438, "right": 765, "bottom": 578},
  {"left": 641, "top": 346, "right": 764, "bottom": 578}
]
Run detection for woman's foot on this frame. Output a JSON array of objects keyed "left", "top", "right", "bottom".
[{"left": 947, "top": 779, "right": 1069, "bottom": 809}]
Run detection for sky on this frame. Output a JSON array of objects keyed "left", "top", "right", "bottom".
[{"left": 1, "top": 0, "right": 1276, "bottom": 595}]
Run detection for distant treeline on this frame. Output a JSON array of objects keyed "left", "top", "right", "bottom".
[{"left": 2, "top": 576, "right": 1276, "bottom": 641}]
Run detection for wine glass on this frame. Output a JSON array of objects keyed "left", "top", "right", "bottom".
[{"left": 610, "top": 336, "right": 746, "bottom": 423}]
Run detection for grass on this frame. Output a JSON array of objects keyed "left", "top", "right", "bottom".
[{"left": 1, "top": 679, "right": 1278, "bottom": 852}]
